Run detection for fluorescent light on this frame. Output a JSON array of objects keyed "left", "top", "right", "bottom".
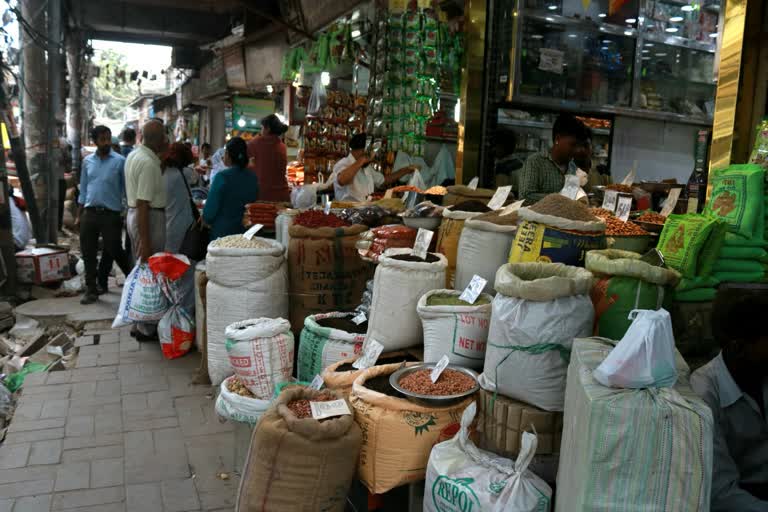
[
  {"left": 531, "top": 34, "right": 544, "bottom": 39},
  {"left": 567, "top": 33, "right": 578, "bottom": 38},
  {"left": 681, "top": 5, "right": 694, "bottom": 12},
  {"left": 547, "top": 5, "right": 557, "bottom": 10},
  {"left": 321, "top": 71, "right": 330, "bottom": 86},
  {"left": 670, "top": 16, "right": 684, "bottom": 22},
  {"left": 642, "top": 49, "right": 650, "bottom": 53},
  {"left": 624, "top": 30, "right": 633, "bottom": 36},
  {"left": 642, "top": 56, "right": 651, "bottom": 60},
  {"left": 644, "top": 43, "right": 654, "bottom": 47},
  {"left": 237, "top": 118, "right": 246, "bottom": 128},
  {"left": 598, "top": 12, "right": 607, "bottom": 18},
  {"left": 665, "top": 27, "right": 679, "bottom": 33},
  {"left": 709, "top": 32, "right": 718, "bottom": 38},
  {"left": 601, "top": 46, "right": 610, "bottom": 50},
  {"left": 454, "top": 99, "right": 461, "bottom": 123},
  {"left": 545, "top": 16, "right": 555, "bottom": 21},
  {"left": 625, "top": 18, "right": 636, "bottom": 23},
  {"left": 351, "top": 29, "right": 361, "bottom": 38},
  {"left": 351, "top": 10, "right": 360, "bottom": 20},
  {"left": 655, "top": 53, "right": 668, "bottom": 57}
]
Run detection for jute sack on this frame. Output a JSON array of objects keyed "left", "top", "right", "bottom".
[
  {"left": 321, "top": 349, "right": 423, "bottom": 396},
  {"left": 443, "top": 185, "right": 495, "bottom": 207},
  {"left": 288, "top": 224, "right": 373, "bottom": 334},
  {"left": 436, "top": 209, "right": 483, "bottom": 288},
  {"left": 350, "top": 364, "right": 475, "bottom": 494},
  {"left": 297, "top": 312, "right": 366, "bottom": 382},
  {"left": 455, "top": 218, "right": 517, "bottom": 294},
  {"left": 236, "top": 387, "right": 361, "bottom": 512},
  {"left": 417, "top": 289, "right": 492, "bottom": 369}
]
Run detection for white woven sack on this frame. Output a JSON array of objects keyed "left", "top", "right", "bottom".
[
  {"left": 365, "top": 248, "right": 447, "bottom": 351},
  {"left": 112, "top": 263, "right": 169, "bottom": 328},
  {"left": 417, "top": 289, "right": 492, "bottom": 369},
  {"left": 215, "top": 376, "right": 271, "bottom": 425},
  {"left": 517, "top": 207, "right": 605, "bottom": 232},
  {"left": 193, "top": 261, "right": 206, "bottom": 350},
  {"left": 455, "top": 219, "right": 517, "bottom": 294},
  {"left": 297, "top": 312, "right": 366, "bottom": 381},
  {"left": 225, "top": 318, "right": 294, "bottom": 400},
  {"left": 205, "top": 237, "right": 285, "bottom": 288},
  {"left": 206, "top": 259, "right": 289, "bottom": 386},
  {"left": 479, "top": 263, "right": 594, "bottom": 411},
  {"left": 424, "top": 402, "right": 552, "bottom": 512}
]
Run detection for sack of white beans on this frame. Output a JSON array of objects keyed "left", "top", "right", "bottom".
[{"left": 224, "top": 318, "right": 295, "bottom": 400}]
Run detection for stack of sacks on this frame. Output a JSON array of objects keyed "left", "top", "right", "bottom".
[
  {"left": 704, "top": 164, "right": 768, "bottom": 287},
  {"left": 656, "top": 213, "right": 726, "bottom": 303}
]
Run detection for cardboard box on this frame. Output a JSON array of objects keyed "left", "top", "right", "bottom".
[{"left": 16, "top": 247, "right": 71, "bottom": 284}]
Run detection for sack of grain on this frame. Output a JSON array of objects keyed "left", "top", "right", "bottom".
[
  {"left": 586, "top": 249, "right": 680, "bottom": 340},
  {"left": 321, "top": 349, "right": 423, "bottom": 396},
  {"left": 424, "top": 401, "right": 553, "bottom": 512},
  {"left": 224, "top": 318, "right": 294, "bottom": 399},
  {"left": 656, "top": 214, "right": 726, "bottom": 278},
  {"left": 193, "top": 261, "right": 206, "bottom": 352},
  {"left": 556, "top": 337, "right": 713, "bottom": 512},
  {"left": 480, "top": 263, "right": 594, "bottom": 411},
  {"left": 215, "top": 376, "right": 271, "bottom": 425},
  {"left": 510, "top": 195, "right": 606, "bottom": 267},
  {"left": 288, "top": 224, "right": 373, "bottom": 334},
  {"left": 206, "top": 237, "right": 289, "bottom": 385},
  {"left": 476, "top": 388, "right": 562, "bottom": 458},
  {"left": 236, "top": 387, "right": 361, "bottom": 512},
  {"left": 297, "top": 312, "right": 366, "bottom": 382},
  {"left": 350, "top": 364, "right": 474, "bottom": 494},
  {"left": 436, "top": 208, "right": 484, "bottom": 288},
  {"left": 704, "top": 164, "right": 765, "bottom": 240},
  {"left": 443, "top": 184, "right": 495, "bottom": 207},
  {"left": 417, "top": 289, "right": 492, "bottom": 369},
  {"left": 365, "top": 249, "right": 448, "bottom": 351},
  {"left": 455, "top": 216, "right": 517, "bottom": 294}
]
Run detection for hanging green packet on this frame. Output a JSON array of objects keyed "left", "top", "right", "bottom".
[
  {"left": 657, "top": 214, "right": 726, "bottom": 278},
  {"left": 704, "top": 164, "right": 765, "bottom": 240}
]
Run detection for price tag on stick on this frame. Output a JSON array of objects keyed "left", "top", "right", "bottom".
[
  {"left": 621, "top": 161, "right": 637, "bottom": 186},
  {"left": 467, "top": 177, "right": 479, "bottom": 190},
  {"left": 602, "top": 190, "right": 618, "bottom": 212},
  {"left": 353, "top": 339, "right": 384, "bottom": 370},
  {"left": 308, "top": 374, "right": 324, "bottom": 390},
  {"left": 500, "top": 199, "right": 525, "bottom": 216},
  {"left": 243, "top": 224, "right": 263, "bottom": 240},
  {"left": 487, "top": 186, "right": 512, "bottom": 210},
  {"left": 458, "top": 274, "right": 488, "bottom": 304},
  {"left": 412, "top": 228, "right": 434, "bottom": 260},
  {"left": 430, "top": 355, "right": 451, "bottom": 383},
  {"left": 616, "top": 195, "right": 633, "bottom": 222},
  {"left": 310, "top": 399, "right": 351, "bottom": 420},
  {"left": 660, "top": 187, "right": 682, "bottom": 217},
  {"left": 351, "top": 312, "right": 367, "bottom": 325}
]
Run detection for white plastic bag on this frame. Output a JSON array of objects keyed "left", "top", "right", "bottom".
[
  {"left": 291, "top": 184, "right": 319, "bottom": 209},
  {"left": 215, "top": 376, "right": 271, "bottom": 425},
  {"left": 307, "top": 75, "right": 327, "bottom": 115},
  {"left": 424, "top": 401, "right": 553, "bottom": 512},
  {"left": 225, "top": 318, "right": 294, "bottom": 399},
  {"left": 112, "top": 263, "right": 168, "bottom": 328},
  {"left": 593, "top": 309, "right": 678, "bottom": 389}
]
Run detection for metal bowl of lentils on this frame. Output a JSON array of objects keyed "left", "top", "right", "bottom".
[{"left": 389, "top": 363, "right": 480, "bottom": 406}]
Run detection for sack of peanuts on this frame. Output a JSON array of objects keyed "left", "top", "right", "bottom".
[
  {"left": 321, "top": 349, "right": 423, "bottom": 396},
  {"left": 455, "top": 216, "right": 518, "bottom": 295},
  {"left": 436, "top": 208, "right": 485, "bottom": 288},
  {"left": 236, "top": 387, "right": 361, "bottom": 512},
  {"left": 224, "top": 318, "right": 294, "bottom": 400},
  {"left": 296, "top": 312, "right": 366, "bottom": 382},
  {"left": 365, "top": 249, "right": 447, "bottom": 351},
  {"left": 206, "top": 236, "right": 288, "bottom": 385},
  {"left": 480, "top": 263, "right": 594, "bottom": 412},
  {"left": 288, "top": 224, "right": 373, "bottom": 335},
  {"left": 509, "top": 194, "right": 606, "bottom": 267},
  {"left": 350, "top": 363, "right": 474, "bottom": 494},
  {"left": 417, "top": 290, "right": 492, "bottom": 369},
  {"left": 215, "top": 376, "right": 271, "bottom": 425},
  {"left": 424, "top": 401, "right": 553, "bottom": 512}
]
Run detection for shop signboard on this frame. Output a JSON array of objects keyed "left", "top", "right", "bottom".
[
  {"left": 199, "top": 55, "right": 228, "bottom": 98},
  {"left": 231, "top": 98, "right": 274, "bottom": 133},
  {"left": 223, "top": 44, "right": 247, "bottom": 90}
]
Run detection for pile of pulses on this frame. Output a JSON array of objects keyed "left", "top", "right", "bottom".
[
  {"left": 590, "top": 208, "right": 649, "bottom": 236},
  {"left": 211, "top": 235, "right": 271, "bottom": 249},
  {"left": 398, "top": 369, "right": 476, "bottom": 396},
  {"left": 287, "top": 393, "right": 337, "bottom": 419},
  {"left": 636, "top": 212, "right": 667, "bottom": 224},
  {"left": 226, "top": 376, "right": 255, "bottom": 398},
  {"left": 529, "top": 194, "right": 600, "bottom": 222}
]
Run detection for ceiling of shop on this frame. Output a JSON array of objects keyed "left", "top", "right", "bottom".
[{"left": 67, "top": 0, "right": 282, "bottom": 47}]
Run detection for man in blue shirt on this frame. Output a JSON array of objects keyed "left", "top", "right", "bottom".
[{"left": 77, "top": 126, "right": 132, "bottom": 304}]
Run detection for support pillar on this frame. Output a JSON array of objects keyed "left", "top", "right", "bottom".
[
  {"left": 66, "top": 30, "right": 83, "bottom": 180},
  {"left": 46, "top": 0, "right": 62, "bottom": 243}
]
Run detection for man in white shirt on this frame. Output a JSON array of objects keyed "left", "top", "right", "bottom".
[{"left": 333, "top": 133, "right": 416, "bottom": 202}]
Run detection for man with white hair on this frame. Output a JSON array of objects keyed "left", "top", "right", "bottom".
[{"left": 124, "top": 120, "right": 168, "bottom": 341}]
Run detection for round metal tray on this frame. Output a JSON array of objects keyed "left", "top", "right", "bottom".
[{"left": 389, "top": 363, "right": 480, "bottom": 406}]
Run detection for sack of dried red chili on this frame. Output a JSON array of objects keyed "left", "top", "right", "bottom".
[
  {"left": 287, "top": 223, "right": 373, "bottom": 335},
  {"left": 293, "top": 210, "right": 351, "bottom": 228}
]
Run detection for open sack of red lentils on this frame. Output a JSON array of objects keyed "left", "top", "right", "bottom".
[{"left": 236, "top": 387, "right": 361, "bottom": 512}]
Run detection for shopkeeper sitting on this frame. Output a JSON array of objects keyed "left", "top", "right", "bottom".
[
  {"left": 332, "top": 133, "right": 416, "bottom": 203},
  {"left": 517, "top": 114, "right": 590, "bottom": 203},
  {"left": 691, "top": 286, "right": 768, "bottom": 511}
]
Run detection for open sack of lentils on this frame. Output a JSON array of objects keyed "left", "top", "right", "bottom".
[{"left": 398, "top": 368, "right": 476, "bottom": 396}]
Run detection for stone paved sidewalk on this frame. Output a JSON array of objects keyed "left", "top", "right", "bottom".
[{"left": 0, "top": 325, "right": 239, "bottom": 512}]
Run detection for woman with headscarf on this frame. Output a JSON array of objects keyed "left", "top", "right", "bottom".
[
  {"left": 247, "top": 114, "right": 290, "bottom": 202},
  {"left": 203, "top": 137, "right": 259, "bottom": 240}
]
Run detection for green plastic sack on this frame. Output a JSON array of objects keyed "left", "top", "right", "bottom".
[
  {"left": 705, "top": 165, "right": 765, "bottom": 239},
  {"left": 4, "top": 361, "right": 48, "bottom": 392},
  {"left": 674, "top": 287, "right": 718, "bottom": 303},
  {"left": 296, "top": 312, "right": 365, "bottom": 382},
  {"left": 719, "top": 245, "right": 768, "bottom": 261},
  {"left": 675, "top": 276, "right": 720, "bottom": 292},
  {"left": 657, "top": 214, "right": 726, "bottom": 278},
  {"left": 724, "top": 234, "right": 768, "bottom": 248},
  {"left": 713, "top": 271, "right": 766, "bottom": 283},
  {"left": 713, "top": 259, "right": 767, "bottom": 273}
]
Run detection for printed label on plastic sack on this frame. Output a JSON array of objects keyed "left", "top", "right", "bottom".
[
  {"left": 431, "top": 476, "right": 482, "bottom": 512},
  {"left": 310, "top": 399, "right": 351, "bottom": 419},
  {"left": 451, "top": 314, "right": 489, "bottom": 360}
]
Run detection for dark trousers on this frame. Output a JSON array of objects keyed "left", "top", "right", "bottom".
[{"left": 79, "top": 208, "right": 132, "bottom": 293}]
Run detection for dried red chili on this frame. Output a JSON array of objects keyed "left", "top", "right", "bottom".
[{"left": 294, "top": 210, "right": 351, "bottom": 228}]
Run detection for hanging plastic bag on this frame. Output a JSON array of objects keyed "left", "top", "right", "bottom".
[
  {"left": 307, "top": 75, "right": 327, "bottom": 116},
  {"left": 291, "top": 183, "right": 319, "bottom": 209},
  {"left": 593, "top": 308, "right": 678, "bottom": 389}
]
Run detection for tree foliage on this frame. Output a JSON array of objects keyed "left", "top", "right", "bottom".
[{"left": 91, "top": 48, "right": 137, "bottom": 123}]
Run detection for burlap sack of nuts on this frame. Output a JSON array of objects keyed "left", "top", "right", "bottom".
[
  {"left": 321, "top": 350, "right": 423, "bottom": 397},
  {"left": 350, "top": 364, "right": 475, "bottom": 494},
  {"left": 236, "top": 387, "right": 361, "bottom": 512}
]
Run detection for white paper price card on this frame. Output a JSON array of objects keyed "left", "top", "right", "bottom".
[
  {"left": 352, "top": 339, "right": 384, "bottom": 370},
  {"left": 467, "top": 177, "right": 479, "bottom": 190},
  {"left": 500, "top": 199, "right": 525, "bottom": 216},
  {"left": 412, "top": 228, "right": 434, "bottom": 260},
  {"left": 616, "top": 195, "right": 633, "bottom": 222},
  {"left": 487, "top": 186, "right": 512, "bottom": 210},
  {"left": 660, "top": 187, "right": 682, "bottom": 217},
  {"left": 384, "top": 188, "right": 394, "bottom": 199},
  {"left": 458, "top": 274, "right": 487, "bottom": 304},
  {"left": 310, "top": 399, "right": 351, "bottom": 420},
  {"left": 560, "top": 175, "right": 581, "bottom": 200},
  {"left": 308, "top": 374, "right": 324, "bottom": 390},
  {"left": 621, "top": 163, "right": 637, "bottom": 186},
  {"left": 430, "top": 355, "right": 451, "bottom": 383},
  {"left": 243, "top": 224, "right": 263, "bottom": 240},
  {"left": 351, "top": 312, "right": 367, "bottom": 325},
  {"left": 602, "top": 190, "right": 618, "bottom": 212}
]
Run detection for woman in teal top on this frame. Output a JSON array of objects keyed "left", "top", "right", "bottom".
[{"left": 202, "top": 137, "right": 259, "bottom": 240}]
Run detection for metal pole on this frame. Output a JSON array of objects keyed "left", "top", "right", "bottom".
[{"left": 46, "top": 0, "right": 62, "bottom": 243}]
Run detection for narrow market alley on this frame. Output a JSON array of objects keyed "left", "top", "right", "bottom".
[{"left": 0, "top": 293, "right": 238, "bottom": 512}]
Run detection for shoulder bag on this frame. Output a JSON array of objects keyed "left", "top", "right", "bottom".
[{"left": 177, "top": 168, "right": 210, "bottom": 261}]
